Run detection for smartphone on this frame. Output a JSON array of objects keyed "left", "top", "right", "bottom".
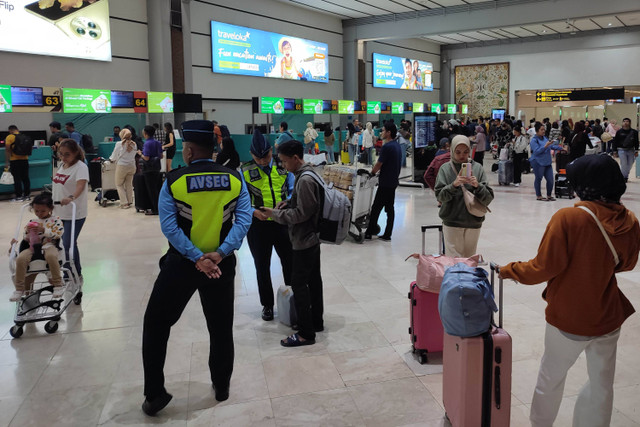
[
  {"left": 460, "top": 163, "right": 468, "bottom": 177},
  {"left": 466, "top": 162, "right": 472, "bottom": 177},
  {"left": 24, "top": 0, "right": 110, "bottom": 48}
]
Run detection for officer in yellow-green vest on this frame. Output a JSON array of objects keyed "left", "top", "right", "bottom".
[
  {"left": 242, "top": 128, "right": 294, "bottom": 321},
  {"left": 141, "top": 120, "right": 252, "bottom": 416}
]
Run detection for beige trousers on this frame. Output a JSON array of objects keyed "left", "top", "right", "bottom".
[
  {"left": 15, "top": 246, "right": 62, "bottom": 291},
  {"left": 442, "top": 225, "right": 481, "bottom": 257},
  {"left": 115, "top": 164, "right": 136, "bottom": 205}
]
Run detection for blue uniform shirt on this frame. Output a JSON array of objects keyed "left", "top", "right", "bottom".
[{"left": 158, "top": 159, "right": 253, "bottom": 262}]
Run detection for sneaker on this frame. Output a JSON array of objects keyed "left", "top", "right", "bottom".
[
  {"left": 11, "top": 197, "right": 23, "bottom": 202},
  {"left": 9, "top": 291, "right": 24, "bottom": 302},
  {"left": 52, "top": 286, "right": 65, "bottom": 298},
  {"left": 514, "top": 183, "right": 520, "bottom": 187},
  {"left": 23, "top": 196, "right": 31, "bottom": 201},
  {"left": 378, "top": 235, "right": 392, "bottom": 242}
]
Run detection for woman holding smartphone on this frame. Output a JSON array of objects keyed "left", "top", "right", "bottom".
[{"left": 435, "top": 135, "right": 494, "bottom": 257}]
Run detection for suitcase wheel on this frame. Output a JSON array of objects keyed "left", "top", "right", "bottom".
[{"left": 418, "top": 351, "right": 428, "bottom": 365}]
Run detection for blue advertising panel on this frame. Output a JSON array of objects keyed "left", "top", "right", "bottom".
[
  {"left": 211, "top": 21, "right": 328, "bottom": 83},
  {"left": 372, "top": 53, "right": 433, "bottom": 91}
]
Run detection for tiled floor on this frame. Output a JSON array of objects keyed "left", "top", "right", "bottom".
[{"left": 1, "top": 160, "right": 640, "bottom": 427}]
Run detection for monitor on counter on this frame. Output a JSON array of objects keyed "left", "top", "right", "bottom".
[
  {"left": 11, "top": 86, "right": 43, "bottom": 107},
  {"left": 110, "top": 90, "right": 134, "bottom": 108}
]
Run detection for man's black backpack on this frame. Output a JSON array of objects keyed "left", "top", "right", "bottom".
[
  {"left": 12, "top": 134, "right": 33, "bottom": 156},
  {"left": 81, "top": 134, "right": 96, "bottom": 154}
]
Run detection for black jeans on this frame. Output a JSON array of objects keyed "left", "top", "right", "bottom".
[
  {"left": 142, "top": 253, "right": 236, "bottom": 399},
  {"left": 10, "top": 159, "right": 30, "bottom": 198},
  {"left": 143, "top": 171, "right": 162, "bottom": 213},
  {"left": 513, "top": 152, "right": 527, "bottom": 184},
  {"left": 365, "top": 187, "right": 396, "bottom": 238},
  {"left": 291, "top": 244, "right": 323, "bottom": 341},
  {"left": 247, "top": 219, "right": 293, "bottom": 308}
]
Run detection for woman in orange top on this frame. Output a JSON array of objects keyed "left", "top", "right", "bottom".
[{"left": 499, "top": 154, "right": 640, "bottom": 427}]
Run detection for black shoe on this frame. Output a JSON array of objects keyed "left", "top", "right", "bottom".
[
  {"left": 379, "top": 235, "right": 391, "bottom": 242},
  {"left": 141, "top": 392, "right": 173, "bottom": 416},
  {"left": 213, "top": 384, "right": 229, "bottom": 402},
  {"left": 262, "top": 306, "right": 274, "bottom": 321},
  {"left": 364, "top": 234, "right": 372, "bottom": 240}
]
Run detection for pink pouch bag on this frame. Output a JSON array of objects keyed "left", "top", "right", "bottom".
[{"left": 413, "top": 254, "right": 481, "bottom": 293}]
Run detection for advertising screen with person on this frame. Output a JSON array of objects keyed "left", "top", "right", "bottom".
[
  {"left": 211, "top": 21, "right": 329, "bottom": 83},
  {"left": 0, "top": 0, "right": 111, "bottom": 61},
  {"left": 372, "top": 53, "right": 433, "bottom": 91},
  {"left": 62, "top": 88, "right": 111, "bottom": 113}
]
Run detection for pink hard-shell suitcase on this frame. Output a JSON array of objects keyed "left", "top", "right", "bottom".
[
  {"left": 442, "top": 262, "right": 512, "bottom": 427},
  {"left": 408, "top": 225, "right": 445, "bottom": 364}
]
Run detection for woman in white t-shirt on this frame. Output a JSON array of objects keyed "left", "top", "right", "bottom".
[
  {"left": 53, "top": 139, "right": 89, "bottom": 278},
  {"left": 109, "top": 128, "right": 138, "bottom": 208}
]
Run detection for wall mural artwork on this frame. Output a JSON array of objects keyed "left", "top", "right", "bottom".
[{"left": 455, "top": 63, "right": 509, "bottom": 117}]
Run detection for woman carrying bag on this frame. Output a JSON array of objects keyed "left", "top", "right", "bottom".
[{"left": 512, "top": 126, "right": 529, "bottom": 187}]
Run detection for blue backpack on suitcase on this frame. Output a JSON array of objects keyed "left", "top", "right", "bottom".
[{"left": 438, "top": 263, "right": 498, "bottom": 337}]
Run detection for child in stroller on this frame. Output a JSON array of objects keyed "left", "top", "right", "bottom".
[{"left": 10, "top": 193, "right": 64, "bottom": 301}]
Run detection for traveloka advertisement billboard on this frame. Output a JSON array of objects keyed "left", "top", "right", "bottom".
[
  {"left": 211, "top": 21, "right": 328, "bottom": 83},
  {"left": 372, "top": 53, "right": 433, "bottom": 91}
]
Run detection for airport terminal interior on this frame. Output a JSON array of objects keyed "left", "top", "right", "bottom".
[{"left": 1, "top": 0, "right": 640, "bottom": 426}]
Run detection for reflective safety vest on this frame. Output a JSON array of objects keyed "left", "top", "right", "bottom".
[
  {"left": 241, "top": 161, "right": 289, "bottom": 211},
  {"left": 166, "top": 161, "right": 243, "bottom": 253}
]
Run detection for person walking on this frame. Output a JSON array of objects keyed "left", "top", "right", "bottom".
[
  {"left": 109, "top": 128, "right": 138, "bottom": 209},
  {"left": 4, "top": 125, "right": 31, "bottom": 202},
  {"left": 530, "top": 122, "right": 564, "bottom": 201},
  {"left": 568, "top": 121, "right": 593, "bottom": 163},
  {"left": 471, "top": 125, "right": 487, "bottom": 165},
  {"left": 499, "top": 155, "right": 640, "bottom": 427},
  {"left": 241, "top": 130, "right": 294, "bottom": 322},
  {"left": 612, "top": 118, "right": 639, "bottom": 182},
  {"left": 255, "top": 140, "right": 324, "bottom": 347},
  {"left": 161, "top": 122, "right": 176, "bottom": 172},
  {"left": 364, "top": 122, "right": 403, "bottom": 242},
  {"left": 362, "top": 122, "right": 375, "bottom": 165},
  {"left": 141, "top": 120, "right": 252, "bottom": 415},
  {"left": 434, "top": 135, "right": 494, "bottom": 257},
  {"left": 512, "top": 126, "right": 529, "bottom": 187}
]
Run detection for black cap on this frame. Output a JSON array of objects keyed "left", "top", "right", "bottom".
[
  {"left": 181, "top": 120, "right": 214, "bottom": 147},
  {"left": 250, "top": 128, "right": 271, "bottom": 158}
]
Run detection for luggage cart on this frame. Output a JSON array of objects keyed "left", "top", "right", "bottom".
[
  {"left": 348, "top": 169, "right": 378, "bottom": 243},
  {"left": 96, "top": 159, "right": 119, "bottom": 207},
  {"left": 8, "top": 202, "right": 82, "bottom": 338}
]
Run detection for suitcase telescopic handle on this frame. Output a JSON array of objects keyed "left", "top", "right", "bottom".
[
  {"left": 490, "top": 262, "right": 503, "bottom": 329},
  {"left": 421, "top": 225, "right": 444, "bottom": 255}
]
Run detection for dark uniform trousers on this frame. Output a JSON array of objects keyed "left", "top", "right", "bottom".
[
  {"left": 142, "top": 252, "right": 236, "bottom": 399},
  {"left": 246, "top": 218, "right": 293, "bottom": 308},
  {"left": 291, "top": 244, "right": 323, "bottom": 341},
  {"left": 365, "top": 187, "right": 396, "bottom": 238}
]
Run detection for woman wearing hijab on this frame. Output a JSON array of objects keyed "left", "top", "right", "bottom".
[
  {"left": 530, "top": 122, "right": 564, "bottom": 201},
  {"left": 108, "top": 128, "right": 138, "bottom": 208},
  {"left": 568, "top": 121, "right": 593, "bottom": 162},
  {"left": 434, "top": 135, "right": 494, "bottom": 257},
  {"left": 215, "top": 137, "right": 240, "bottom": 170},
  {"left": 499, "top": 155, "right": 640, "bottom": 427},
  {"left": 303, "top": 122, "right": 318, "bottom": 155},
  {"left": 471, "top": 125, "right": 487, "bottom": 164}
]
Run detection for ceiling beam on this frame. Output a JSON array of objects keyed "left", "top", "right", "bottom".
[{"left": 343, "top": 0, "right": 640, "bottom": 42}]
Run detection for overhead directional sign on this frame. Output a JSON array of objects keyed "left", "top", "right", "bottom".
[{"left": 536, "top": 88, "right": 625, "bottom": 102}]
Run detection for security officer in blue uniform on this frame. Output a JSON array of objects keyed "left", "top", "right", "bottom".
[
  {"left": 242, "top": 129, "right": 295, "bottom": 321},
  {"left": 141, "top": 120, "right": 252, "bottom": 416}
]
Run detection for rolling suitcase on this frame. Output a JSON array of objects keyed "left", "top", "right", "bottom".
[
  {"left": 556, "top": 151, "right": 570, "bottom": 172},
  {"left": 555, "top": 173, "right": 575, "bottom": 199},
  {"left": 442, "top": 263, "right": 512, "bottom": 427},
  {"left": 89, "top": 158, "right": 103, "bottom": 191},
  {"left": 408, "top": 225, "right": 445, "bottom": 364},
  {"left": 134, "top": 173, "right": 152, "bottom": 212},
  {"left": 497, "top": 160, "right": 513, "bottom": 185}
]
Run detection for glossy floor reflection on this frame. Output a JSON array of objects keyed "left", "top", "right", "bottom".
[{"left": 1, "top": 161, "right": 639, "bottom": 426}]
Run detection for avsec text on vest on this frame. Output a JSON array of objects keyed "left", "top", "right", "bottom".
[{"left": 187, "top": 174, "right": 231, "bottom": 192}]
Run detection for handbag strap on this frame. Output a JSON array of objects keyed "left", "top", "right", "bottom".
[{"left": 578, "top": 206, "right": 619, "bottom": 266}]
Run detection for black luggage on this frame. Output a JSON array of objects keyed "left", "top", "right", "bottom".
[
  {"left": 134, "top": 173, "right": 152, "bottom": 212},
  {"left": 498, "top": 160, "right": 513, "bottom": 185},
  {"left": 555, "top": 173, "right": 575, "bottom": 199},
  {"left": 89, "top": 158, "right": 102, "bottom": 191},
  {"left": 556, "top": 152, "right": 570, "bottom": 172}
]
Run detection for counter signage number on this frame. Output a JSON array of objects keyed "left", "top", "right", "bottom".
[
  {"left": 135, "top": 98, "right": 147, "bottom": 107},
  {"left": 44, "top": 95, "right": 60, "bottom": 106}
]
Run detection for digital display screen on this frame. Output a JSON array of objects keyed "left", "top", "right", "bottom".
[
  {"left": 431, "top": 104, "right": 442, "bottom": 114},
  {"left": 62, "top": 88, "right": 111, "bottom": 113},
  {"left": 354, "top": 101, "right": 366, "bottom": 114},
  {"left": 372, "top": 53, "right": 433, "bottom": 91},
  {"left": 111, "top": 91, "right": 134, "bottom": 108},
  {"left": 303, "top": 99, "right": 323, "bottom": 114},
  {"left": 0, "top": 0, "right": 111, "bottom": 61},
  {"left": 0, "top": 85, "right": 12, "bottom": 112},
  {"left": 404, "top": 102, "right": 413, "bottom": 113},
  {"left": 446, "top": 104, "right": 457, "bottom": 114},
  {"left": 492, "top": 109, "right": 506, "bottom": 120},
  {"left": 147, "top": 92, "right": 174, "bottom": 113},
  {"left": 414, "top": 114, "right": 437, "bottom": 149},
  {"left": 391, "top": 102, "right": 404, "bottom": 114},
  {"left": 260, "top": 97, "right": 284, "bottom": 114},
  {"left": 11, "top": 86, "right": 43, "bottom": 106},
  {"left": 461, "top": 104, "right": 469, "bottom": 114},
  {"left": 322, "top": 99, "right": 334, "bottom": 113},
  {"left": 338, "top": 100, "right": 354, "bottom": 114},
  {"left": 380, "top": 102, "right": 391, "bottom": 113},
  {"left": 367, "top": 101, "right": 381, "bottom": 114},
  {"left": 211, "top": 21, "right": 328, "bottom": 83},
  {"left": 283, "top": 98, "right": 301, "bottom": 113},
  {"left": 413, "top": 103, "right": 424, "bottom": 113}
]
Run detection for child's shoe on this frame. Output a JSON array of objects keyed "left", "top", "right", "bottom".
[
  {"left": 52, "top": 286, "right": 65, "bottom": 299},
  {"left": 10, "top": 291, "right": 24, "bottom": 302}
]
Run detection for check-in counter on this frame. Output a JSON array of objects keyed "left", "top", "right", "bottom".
[{"left": 0, "top": 146, "right": 53, "bottom": 194}]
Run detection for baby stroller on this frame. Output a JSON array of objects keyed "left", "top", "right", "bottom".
[{"left": 8, "top": 202, "right": 82, "bottom": 338}]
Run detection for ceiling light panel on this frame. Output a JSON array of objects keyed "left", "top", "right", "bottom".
[
  {"left": 617, "top": 11, "right": 640, "bottom": 25},
  {"left": 590, "top": 15, "right": 624, "bottom": 28},
  {"left": 571, "top": 19, "right": 598, "bottom": 31},
  {"left": 542, "top": 21, "right": 574, "bottom": 33},
  {"left": 500, "top": 26, "right": 534, "bottom": 37},
  {"left": 521, "top": 24, "right": 555, "bottom": 35}
]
